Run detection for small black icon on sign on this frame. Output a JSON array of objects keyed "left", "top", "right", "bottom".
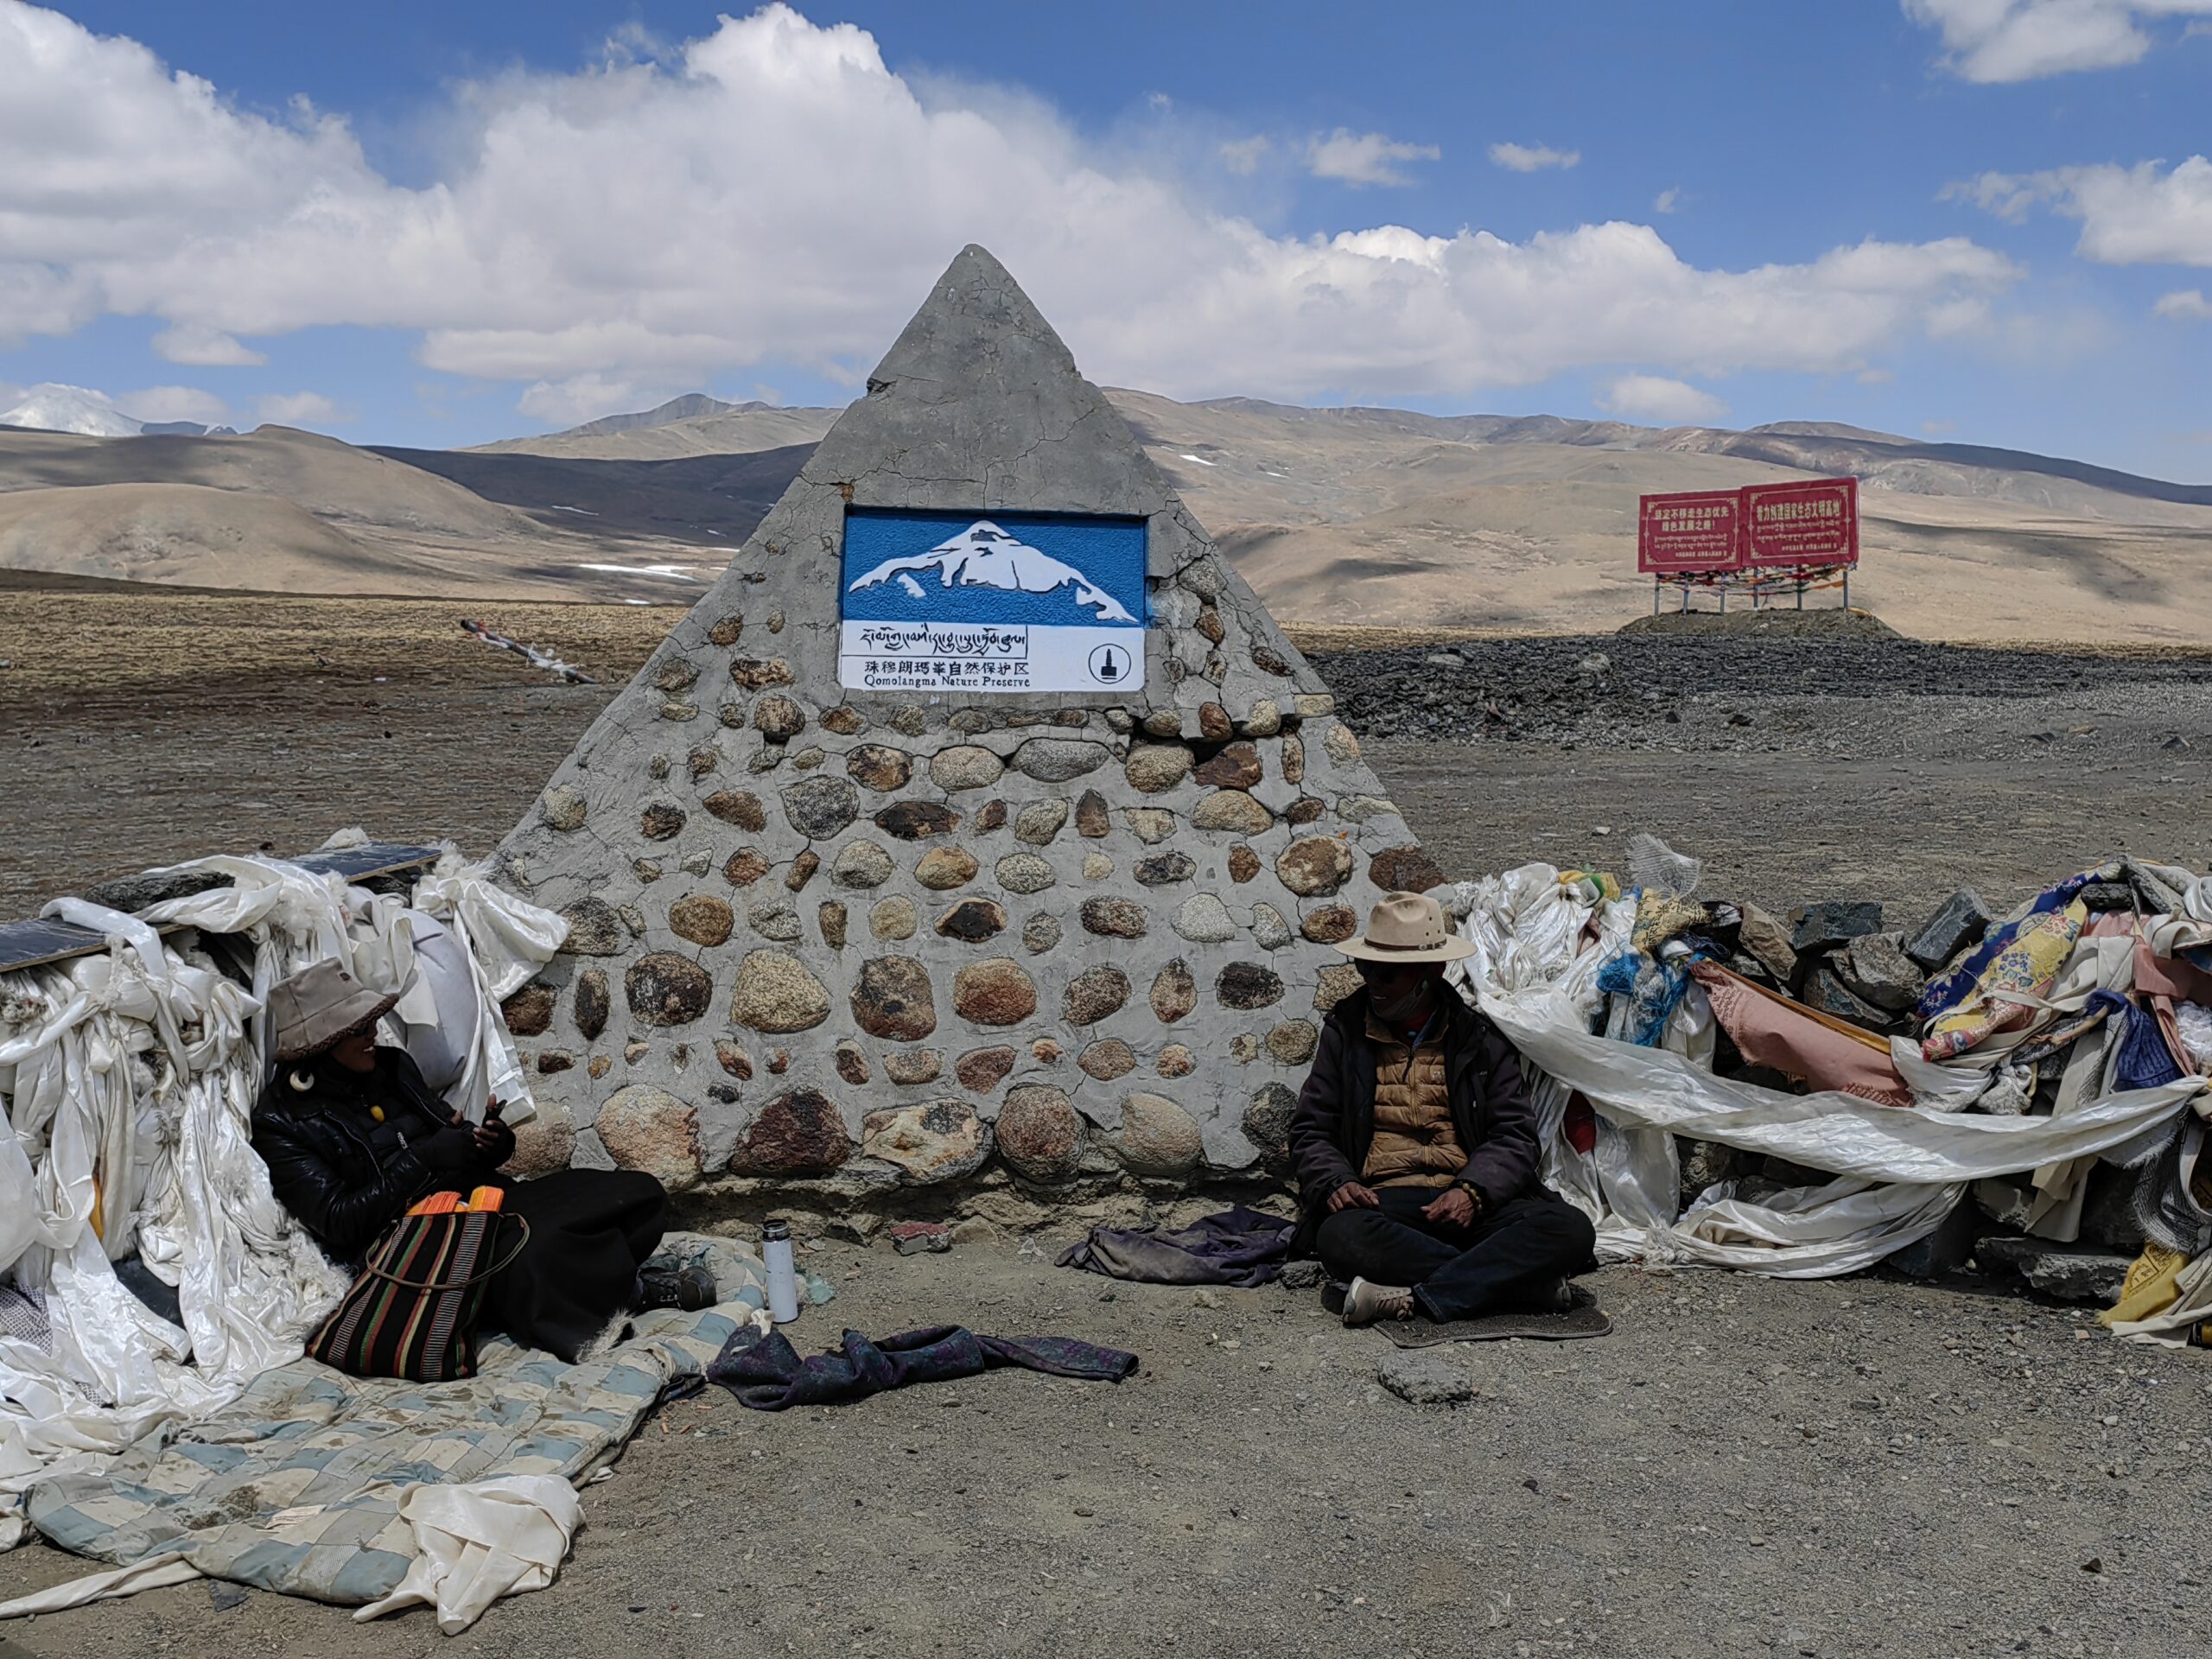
[{"left": 1087, "top": 644, "right": 1130, "bottom": 684}]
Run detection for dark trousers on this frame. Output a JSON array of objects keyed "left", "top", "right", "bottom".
[
  {"left": 1315, "top": 1185, "right": 1595, "bottom": 1322},
  {"left": 482, "top": 1169, "right": 669, "bottom": 1363}
]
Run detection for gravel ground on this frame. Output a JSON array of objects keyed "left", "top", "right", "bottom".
[
  {"left": 6, "top": 601, "right": 2212, "bottom": 1655},
  {"left": 3, "top": 1242, "right": 2205, "bottom": 1659}
]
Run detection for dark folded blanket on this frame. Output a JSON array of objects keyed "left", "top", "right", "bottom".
[
  {"left": 707, "top": 1324, "right": 1138, "bottom": 1410},
  {"left": 1056, "top": 1205, "right": 1296, "bottom": 1287}
]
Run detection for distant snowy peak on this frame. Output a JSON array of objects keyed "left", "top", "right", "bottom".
[
  {"left": 848, "top": 520, "right": 1137, "bottom": 623},
  {"left": 0, "top": 383, "right": 141, "bottom": 437}
]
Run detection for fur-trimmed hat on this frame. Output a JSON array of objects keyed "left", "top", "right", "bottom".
[{"left": 266, "top": 958, "right": 400, "bottom": 1062}]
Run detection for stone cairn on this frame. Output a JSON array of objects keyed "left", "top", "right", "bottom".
[{"left": 489, "top": 246, "right": 1440, "bottom": 1216}]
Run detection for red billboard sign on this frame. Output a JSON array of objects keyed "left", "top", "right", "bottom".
[
  {"left": 1637, "top": 489, "right": 1744, "bottom": 574},
  {"left": 1740, "top": 477, "right": 1858, "bottom": 568}
]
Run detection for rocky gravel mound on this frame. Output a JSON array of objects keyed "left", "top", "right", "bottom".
[{"left": 1311, "top": 634, "right": 2212, "bottom": 758}]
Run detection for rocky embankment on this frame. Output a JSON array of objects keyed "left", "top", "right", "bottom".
[{"left": 1312, "top": 634, "right": 2212, "bottom": 760}]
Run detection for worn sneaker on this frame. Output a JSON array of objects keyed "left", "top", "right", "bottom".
[
  {"left": 1341, "top": 1276, "right": 1417, "bottom": 1326},
  {"left": 634, "top": 1263, "right": 718, "bottom": 1313}
]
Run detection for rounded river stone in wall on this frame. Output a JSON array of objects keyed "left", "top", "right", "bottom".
[
  {"left": 876, "top": 802, "right": 962, "bottom": 841},
  {"left": 995, "top": 854, "right": 1057, "bottom": 895},
  {"left": 1151, "top": 959, "right": 1197, "bottom": 1024},
  {"left": 781, "top": 776, "right": 859, "bottom": 840},
  {"left": 882, "top": 1048, "right": 941, "bottom": 1084},
  {"left": 723, "top": 849, "right": 772, "bottom": 887},
  {"left": 1079, "top": 897, "right": 1147, "bottom": 938},
  {"left": 500, "top": 982, "right": 556, "bottom": 1037},
  {"left": 1267, "top": 1020, "right": 1319, "bottom": 1065},
  {"left": 639, "top": 802, "right": 687, "bottom": 841},
  {"left": 702, "top": 790, "right": 768, "bottom": 831},
  {"left": 1135, "top": 851, "right": 1197, "bottom": 887},
  {"left": 1192, "top": 742, "right": 1262, "bottom": 791},
  {"left": 1277, "top": 837, "right": 1354, "bottom": 897},
  {"left": 1217, "top": 962, "right": 1286, "bottom": 1011},
  {"left": 1171, "top": 893, "right": 1238, "bottom": 944},
  {"left": 1314, "top": 963, "right": 1362, "bottom": 1013},
  {"left": 753, "top": 695, "right": 807, "bottom": 741},
  {"left": 930, "top": 746, "right": 1004, "bottom": 791},
  {"left": 626, "top": 953, "right": 714, "bottom": 1027},
  {"left": 936, "top": 899, "right": 1007, "bottom": 942},
  {"left": 851, "top": 956, "right": 938, "bottom": 1041},
  {"left": 539, "top": 785, "right": 587, "bottom": 830},
  {"left": 1023, "top": 913, "right": 1061, "bottom": 953},
  {"left": 1063, "top": 964, "right": 1131, "bottom": 1027},
  {"left": 730, "top": 658, "right": 795, "bottom": 690},
  {"left": 953, "top": 958, "right": 1037, "bottom": 1026},
  {"left": 1227, "top": 845, "right": 1261, "bottom": 883},
  {"left": 1074, "top": 790, "right": 1109, "bottom": 838},
  {"left": 732, "top": 1088, "right": 849, "bottom": 1176},
  {"left": 1156, "top": 1044, "right": 1195, "bottom": 1078},
  {"left": 1124, "top": 744, "right": 1194, "bottom": 794},
  {"left": 1013, "top": 739, "right": 1110, "bottom": 783},
  {"left": 1243, "top": 1081, "right": 1299, "bottom": 1160},
  {"left": 1250, "top": 904, "right": 1292, "bottom": 950},
  {"left": 1369, "top": 845, "right": 1448, "bottom": 894},
  {"left": 1111, "top": 1092, "right": 1204, "bottom": 1175},
  {"left": 833, "top": 841, "right": 895, "bottom": 888},
  {"left": 916, "top": 847, "right": 980, "bottom": 890},
  {"left": 845, "top": 744, "right": 912, "bottom": 792},
  {"left": 1014, "top": 800, "right": 1070, "bottom": 845},
  {"left": 574, "top": 969, "right": 610, "bottom": 1040},
  {"left": 594, "top": 1085, "right": 703, "bottom": 1190},
  {"left": 728, "top": 949, "right": 832, "bottom": 1033},
  {"left": 860, "top": 1099, "right": 991, "bottom": 1185},
  {"left": 995, "top": 1084, "right": 1085, "bottom": 1181},
  {"left": 1192, "top": 791, "right": 1273, "bottom": 835},
  {"left": 1078, "top": 1039, "right": 1136, "bottom": 1081},
  {"left": 1300, "top": 905, "right": 1358, "bottom": 944},
  {"left": 955, "top": 1045, "right": 1018, "bottom": 1093},
  {"left": 870, "top": 896, "right": 918, "bottom": 940},
  {"left": 668, "top": 893, "right": 734, "bottom": 947}
]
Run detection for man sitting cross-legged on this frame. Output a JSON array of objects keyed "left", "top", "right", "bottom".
[{"left": 1287, "top": 891, "right": 1596, "bottom": 1326}]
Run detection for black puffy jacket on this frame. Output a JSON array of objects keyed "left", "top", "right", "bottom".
[{"left": 250, "top": 1046, "right": 506, "bottom": 1260}]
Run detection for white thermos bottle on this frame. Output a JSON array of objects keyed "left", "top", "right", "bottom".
[{"left": 762, "top": 1219, "right": 799, "bottom": 1325}]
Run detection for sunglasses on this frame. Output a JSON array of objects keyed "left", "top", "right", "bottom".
[{"left": 1355, "top": 958, "right": 1434, "bottom": 985}]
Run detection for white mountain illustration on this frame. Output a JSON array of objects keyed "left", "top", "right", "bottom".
[{"left": 847, "top": 520, "right": 1137, "bottom": 623}]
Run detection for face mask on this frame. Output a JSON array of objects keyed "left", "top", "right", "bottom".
[{"left": 1369, "top": 975, "right": 1433, "bottom": 1027}]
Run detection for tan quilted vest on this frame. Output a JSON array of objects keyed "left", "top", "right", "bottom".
[{"left": 1360, "top": 1012, "right": 1464, "bottom": 1188}]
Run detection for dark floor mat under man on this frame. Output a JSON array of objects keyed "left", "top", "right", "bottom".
[
  {"left": 1376, "top": 1297, "right": 1612, "bottom": 1346},
  {"left": 1322, "top": 1279, "right": 1613, "bottom": 1344}
]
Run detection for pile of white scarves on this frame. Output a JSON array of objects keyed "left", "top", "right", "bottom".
[
  {"left": 1446, "top": 863, "right": 2212, "bottom": 1300},
  {"left": 0, "top": 846, "right": 565, "bottom": 1549}
]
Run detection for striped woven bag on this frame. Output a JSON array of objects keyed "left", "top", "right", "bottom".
[{"left": 306, "top": 1201, "right": 529, "bottom": 1382}]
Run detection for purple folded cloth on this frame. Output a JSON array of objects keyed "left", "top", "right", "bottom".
[
  {"left": 1057, "top": 1205, "right": 1296, "bottom": 1287},
  {"left": 708, "top": 1324, "right": 1138, "bottom": 1411}
]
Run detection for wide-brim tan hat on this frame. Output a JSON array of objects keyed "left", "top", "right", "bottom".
[
  {"left": 1335, "top": 890, "right": 1477, "bottom": 964},
  {"left": 267, "top": 957, "right": 401, "bottom": 1062}
]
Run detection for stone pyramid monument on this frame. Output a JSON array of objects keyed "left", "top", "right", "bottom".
[{"left": 491, "top": 245, "right": 1442, "bottom": 1201}]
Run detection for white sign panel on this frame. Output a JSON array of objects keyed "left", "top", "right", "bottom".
[{"left": 836, "top": 510, "right": 1147, "bottom": 695}]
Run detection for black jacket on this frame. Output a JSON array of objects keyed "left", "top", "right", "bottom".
[
  {"left": 251, "top": 1046, "right": 505, "bottom": 1261},
  {"left": 1285, "top": 987, "right": 1542, "bottom": 1250}
]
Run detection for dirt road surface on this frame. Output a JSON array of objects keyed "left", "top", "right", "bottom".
[{"left": 1, "top": 1244, "right": 2204, "bottom": 1659}]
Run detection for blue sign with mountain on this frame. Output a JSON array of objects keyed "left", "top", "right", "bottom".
[{"left": 837, "top": 508, "right": 1147, "bottom": 694}]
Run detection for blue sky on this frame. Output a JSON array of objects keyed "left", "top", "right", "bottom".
[{"left": 3, "top": 1, "right": 2209, "bottom": 478}]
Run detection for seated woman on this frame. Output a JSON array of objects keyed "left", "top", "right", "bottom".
[{"left": 251, "top": 957, "right": 712, "bottom": 1363}]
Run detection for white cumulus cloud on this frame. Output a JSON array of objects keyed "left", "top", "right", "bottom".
[
  {"left": 1490, "top": 142, "right": 1580, "bottom": 174},
  {"left": 2155, "top": 287, "right": 2212, "bottom": 317},
  {"left": 1304, "top": 128, "right": 1440, "bottom": 188},
  {"left": 1948, "top": 156, "right": 2212, "bottom": 264},
  {"left": 152, "top": 324, "right": 266, "bottom": 365},
  {"left": 1904, "top": 0, "right": 2212, "bottom": 82},
  {"left": 254, "top": 391, "right": 343, "bottom": 428},
  {"left": 1596, "top": 374, "right": 1729, "bottom": 425},
  {"left": 0, "top": 3, "right": 2023, "bottom": 410},
  {"left": 119, "top": 385, "right": 229, "bottom": 424}
]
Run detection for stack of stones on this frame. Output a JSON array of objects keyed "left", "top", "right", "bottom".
[{"left": 486, "top": 246, "right": 1438, "bottom": 1214}]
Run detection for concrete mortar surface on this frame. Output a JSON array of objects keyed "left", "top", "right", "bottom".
[{"left": 2, "top": 1242, "right": 2205, "bottom": 1658}]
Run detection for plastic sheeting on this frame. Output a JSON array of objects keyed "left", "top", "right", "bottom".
[{"left": 0, "top": 846, "right": 565, "bottom": 1552}]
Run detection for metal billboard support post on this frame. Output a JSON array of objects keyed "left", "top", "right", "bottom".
[
  {"left": 1843, "top": 570, "right": 1851, "bottom": 612},
  {"left": 1653, "top": 578, "right": 1660, "bottom": 617},
  {"left": 1679, "top": 581, "right": 1689, "bottom": 614}
]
